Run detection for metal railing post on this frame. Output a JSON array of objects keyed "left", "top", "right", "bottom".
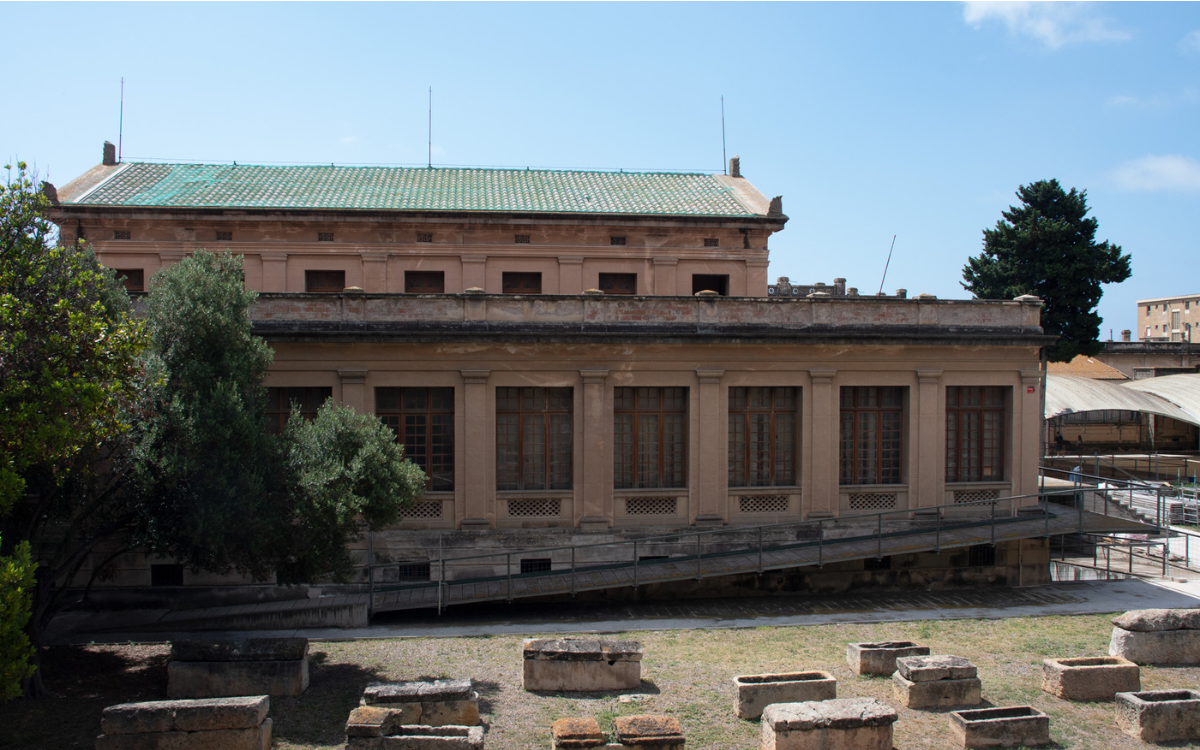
[
  {"left": 1164, "top": 541, "right": 1169, "bottom": 577},
  {"left": 877, "top": 512, "right": 883, "bottom": 560},
  {"left": 818, "top": 519, "right": 824, "bottom": 568},
  {"left": 633, "top": 541, "right": 639, "bottom": 589},
  {"left": 506, "top": 553, "right": 512, "bottom": 602},
  {"left": 991, "top": 498, "right": 997, "bottom": 547},
  {"left": 757, "top": 526, "right": 763, "bottom": 574},
  {"left": 695, "top": 533, "right": 702, "bottom": 580},
  {"left": 936, "top": 507, "right": 941, "bottom": 553},
  {"left": 571, "top": 547, "right": 576, "bottom": 596},
  {"left": 438, "top": 559, "right": 445, "bottom": 615}
]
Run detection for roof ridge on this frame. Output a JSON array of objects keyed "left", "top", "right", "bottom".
[{"left": 116, "top": 161, "right": 716, "bottom": 177}]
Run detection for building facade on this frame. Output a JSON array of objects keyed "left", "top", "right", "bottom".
[
  {"left": 1138, "top": 294, "right": 1200, "bottom": 343},
  {"left": 47, "top": 145, "right": 1052, "bottom": 592}
]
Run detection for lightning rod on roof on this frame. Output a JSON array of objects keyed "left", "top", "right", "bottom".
[
  {"left": 428, "top": 86, "right": 432, "bottom": 169},
  {"left": 878, "top": 235, "right": 897, "bottom": 295},
  {"left": 118, "top": 77, "right": 124, "bottom": 163},
  {"left": 721, "top": 95, "right": 727, "bottom": 175}
]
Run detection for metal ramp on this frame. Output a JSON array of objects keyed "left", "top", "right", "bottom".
[{"left": 368, "top": 495, "right": 1152, "bottom": 615}]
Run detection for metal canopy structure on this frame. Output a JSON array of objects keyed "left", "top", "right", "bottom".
[{"left": 1045, "top": 374, "right": 1200, "bottom": 426}]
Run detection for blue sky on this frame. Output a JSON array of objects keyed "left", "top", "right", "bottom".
[{"left": 4, "top": 2, "right": 1198, "bottom": 337}]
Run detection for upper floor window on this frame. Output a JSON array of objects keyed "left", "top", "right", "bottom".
[
  {"left": 839, "top": 386, "right": 904, "bottom": 485},
  {"left": 496, "top": 387, "right": 573, "bottom": 491},
  {"left": 946, "top": 386, "right": 1006, "bottom": 482},
  {"left": 115, "top": 269, "right": 144, "bottom": 293},
  {"left": 614, "top": 387, "right": 687, "bottom": 489},
  {"left": 729, "top": 387, "right": 798, "bottom": 487},
  {"left": 113, "top": 230, "right": 131, "bottom": 240},
  {"left": 599, "top": 273, "right": 637, "bottom": 295},
  {"left": 376, "top": 387, "right": 454, "bottom": 491},
  {"left": 502, "top": 272, "right": 542, "bottom": 294},
  {"left": 692, "top": 274, "right": 729, "bottom": 296},
  {"left": 266, "top": 387, "right": 332, "bottom": 434},
  {"left": 305, "top": 270, "right": 345, "bottom": 293},
  {"left": 405, "top": 270, "right": 445, "bottom": 294}
]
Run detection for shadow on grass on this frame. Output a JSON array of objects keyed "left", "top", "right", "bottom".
[
  {"left": 270, "top": 657, "right": 389, "bottom": 747},
  {"left": 525, "top": 679, "right": 662, "bottom": 699}
]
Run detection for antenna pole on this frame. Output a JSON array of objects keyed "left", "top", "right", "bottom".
[
  {"left": 118, "top": 77, "right": 124, "bottom": 163},
  {"left": 428, "top": 86, "right": 432, "bottom": 169},
  {"left": 878, "top": 234, "right": 897, "bottom": 295},
  {"left": 721, "top": 95, "right": 727, "bottom": 174}
]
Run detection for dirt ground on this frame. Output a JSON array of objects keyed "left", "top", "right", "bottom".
[{"left": 4, "top": 614, "right": 1200, "bottom": 749}]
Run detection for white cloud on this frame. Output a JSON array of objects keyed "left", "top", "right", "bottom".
[
  {"left": 1182, "top": 29, "right": 1200, "bottom": 53},
  {"left": 339, "top": 136, "right": 358, "bottom": 145},
  {"left": 963, "top": 2, "right": 1131, "bottom": 49},
  {"left": 1112, "top": 155, "right": 1200, "bottom": 193}
]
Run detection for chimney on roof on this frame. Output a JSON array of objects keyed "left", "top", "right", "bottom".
[
  {"left": 834, "top": 278, "right": 846, "bottom": 295},
  {"left": 896, "top": 289, "right": 907, "bottom": 299},
  {"left": 1121, "top": 329, "right": 1132, "bottom": 342},
  {"left": 103, "top": 141, "right": 117, "bottom": 166},
  {"left": 729, "top": 155, "right": 741, "bottom": 178},
  {"left": 767, "top": 196, "right": 783, "bottom": 216}
]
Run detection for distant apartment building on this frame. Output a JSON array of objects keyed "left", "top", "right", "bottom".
[{"left": 1139, "top": 294, "right": 1199, "bottom": 343}]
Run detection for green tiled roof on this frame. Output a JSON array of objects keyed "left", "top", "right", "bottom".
[{"left": 73, "top": 163, "right": 759, "bottom": 217}]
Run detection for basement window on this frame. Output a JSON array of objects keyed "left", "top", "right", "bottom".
[
  {"left": 318, "top": 232, "right": 334, "bottom": 242},
  {"left": 610, "top": 236, "right": 626, "bottom": 246},
  {"left": 305, "top": 270, "right": 346, "bottom": 293},
  {"left": 216, "top": 231, "right": 233, "bottom": 241},
  {"left": 417, "top": 233, "right": 433, "bottom": 243},
  {"left": 703, "top": 238, "right": 719, "bottom": 247},
  {"left": 150, "top": 564, "right": 184, "bottom": 586},
  {"left": 864, "top": 556, "right": 891, "bottom": 571},
  {"left": 396, "top": 562, "right": 432, "bottom": 582},
  {"left": 968, "top": 544, "right": 996, "bottom": 567},
  {"left": 514, "top": 234, "right": 531, "bottom": 244},
  {"left": 113, "top": 230, "right": 131, "bottom": 240},
  {"left": 520, "top": 558, "right": 552, "bottom": 574}
]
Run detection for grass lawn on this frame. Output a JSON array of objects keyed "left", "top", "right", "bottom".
[{"left": 4, "top": 613, "right": 1200, "bottom": 749}]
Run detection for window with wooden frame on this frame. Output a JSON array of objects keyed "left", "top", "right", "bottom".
[
  {"left": 496, "top": 387, "right": 573, "bottom": 491},
  {"left": 376, "top": 387, "right": 454, "bottom": 491},
  {"left": 599, "top": 273, "right": 637, "bottom": 295},
  {"left": 305, "top": 270, "right": 345, "bottom": 293},
  {"left": 502, "top": 272, "right": 542, "bottom": 294},
  {"left": 728, "top": 387, "right": 798, "bottom": 487},
  {"left": 946, "top": 386, "right": 1006, "bottom": 482},
  {"left": 266, "top": 387, "right": 332, "bottom": 434},
  {"left": 614, "top": 387, "right": 688, "bottom": 489},
  {"left": 405, "top": 270, "right": 445, "bottom": 293},
  {"left": 115, "top": 269, "right": 144, "bottom": 293},
  {"left": 839, "top": 386, "right": 904, "bottom": 485}
]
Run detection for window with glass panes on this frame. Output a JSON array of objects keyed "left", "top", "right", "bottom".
[
  {"left": 728, "top": 387, "right": 798, "bottom": 487},
  {"left": 375, "top": 387, "right": 454, "bottom": 491},
  {"left": 614, "top": 387, "right": 687, "bottom": 489},
  {"left": 839, "top": 386, "right": 904, "bottom": 485},
  {"left": 946, "top": 386, "right": 1006, "bottom": 482},
  {"left": 496, "top": 387, "right": 573, "bottom": 490},
  {"left": 265, "top": 387, "right": 332, "bottom": 434}
]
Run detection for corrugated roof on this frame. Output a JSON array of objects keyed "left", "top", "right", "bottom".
[
  {"left": 1045, "top": 374, "right": 1200, "bottom": 426},
  {"left": 1047, "top": 354, "right": 1129, "bottom": 380},
  {"left": 67, "top": 162, "right": 761, "bottom": 216}
]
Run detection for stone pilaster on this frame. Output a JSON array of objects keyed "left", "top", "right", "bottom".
[
  {"left": 695, "top": 368, "right": 726, "bottom": 525},
  {"left": 808, "top": 369, "right": 838, "bottom": 518},
  {"left": 460, "top": 369, "right": 492, "bottom": 529},
  {"left": 915, "top": 369, "right": 943, "bottom": 509},
  {"left": 579, "top": 368, "right": 610, "bottom": 529}
]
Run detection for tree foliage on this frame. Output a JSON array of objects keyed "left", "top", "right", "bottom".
[
  {"left": 0, "top": 536, "right": 36, "bottom": 701},
  {"left": 962, "top": 179, "right": 1131, "bottom": 362}
]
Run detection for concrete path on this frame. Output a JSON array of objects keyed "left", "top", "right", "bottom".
[{"left": 53, "top": 577, "right": 1200, "bottom": 645}]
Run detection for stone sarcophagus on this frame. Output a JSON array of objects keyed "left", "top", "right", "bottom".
[
  {"left": 167, "top": 637, "right": 309, "bottom": 698},
  {"left": 346, "top": 721, "right": 484, "bottom": 750},
  {"left": 846, "top": 641, "right": 929, "bottom": 676},
  {"left": 1041, "top": 656, "right": 1139, "bottom": 701},
  {"left": 612, "top": 715, "right": 684, "bottom": 749},
  {"left": 358, "top": 679, "right": 480, "bottom": 727},
  {"left": 96, "top": 695, "right": 271, "bottom": 750},
  {"left": 733, "top": 671, "right": 836, "bottom": 720},
  {"left": 1115, "top": 689, "right": 1200, "bottom": 743},
  {"left": 948, "top": 706, "right": 1050, "bottom": 748},
  {"left": 760, "top": 698, "right": 897, "bottom": 750},
  {"left": 551, "top": 717, "right": 606, "bottom": 749},
  {"left": 892, "top": 655, "right": 982, "bottom": 709},
  {"left": 1109, "top": 608, "right": 1200, "bottom": 665},
  {"left": 523, "top": 638, "right": 642, "bottom": 692}
]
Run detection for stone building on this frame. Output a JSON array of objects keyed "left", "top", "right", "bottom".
[{"left": 46, "top": 144, "right": 1054, "bottom": 596}]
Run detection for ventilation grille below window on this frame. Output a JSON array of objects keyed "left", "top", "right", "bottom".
[
  {"left": 507, "top": 499, "right": 562, "bottom": 517},
  {"left": 738, "top": 495, "right": 790, "bottom": 514},
  {"left": 954, "top": 489, "right": 1000, "bottom": 505},
  {"left": 318, "top": 232, "right": 334, "bottom": 242},
  {"left": 113, "top": 230, "right": 131, "bottom": 240},
  {"left": 514, "top": 234, "right": 530, "bottom": 244},
  {"left": 626, "top": 497, "right": 678, "bottom": 516},
  {"left": 399, "top": 501, "right": 443, "bottom": 519},
  {"left": 703, "top": 238, "right": 719, "bottom": 247},
  {"left": 216, "top": 231, "right": 233, "bottom": 241},
  {"left": 848, "top": 493, "right": 897, "bottom": 511},
  {"left": 417, "top": 233, "right": 432, "bottom": 243}
]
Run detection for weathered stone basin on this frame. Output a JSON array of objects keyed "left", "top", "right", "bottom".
[
  {"left": 948, "top": 706, "right": 1049, "bottom": 748},
  {"left": 1041, "top": 656, "right": 1139, "bottom": 701},
  {"left": 733, "top": 671, "right": 836, "bottom": 720},
  {"left": 1115, "top": 689, "right": 1200, "bottom": 743},
  {"left": 846, "top": 641, "right": 930, "bottom": 676}
]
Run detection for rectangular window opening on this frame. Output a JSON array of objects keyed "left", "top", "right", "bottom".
[
  {"left": 729, "top": 387, "right": 799, "bottom": 488},
  {"left": 945, "top": 386, "right": 1007, "bottom": 483},
  {"left": 317, "top": 232, "right": 334, "bottom": 242},
  {"left": 502, "top": 272, "right": 542, "bottom": 294},
  {"left": 703, "top": 238, "right": 720, "bottom": 247},
  {"left": 864, "top": 556, "right": 891, "bottom": 571},
  {"left": 614, "top": 386, "right": 688, "bottom": 489},
  {"left": 405, "top": 271, "right": 445, "bottom": 294},
  {"left": 216, "top": 231, "right": 233, "bottom": 242},
  {"left": 396, "top": 562, "right": 432, "bottom": 581},
  {"left": 599, "top": 273, "right": 637, "bottom": 295},
  {"left": 692, "top": 274, "right": 729, "bottom": 296},
  {"left": 968, "top": 544, "right": 996, "bottom": 567},
  {"left": 150, "top": 564, "right": 184, "bottom": 586},
  {"left": 266, "top": 387, "right": 332, "bottom": 434},
  {"left": 376, "top": 387, "right": 455, "bottom": 491},
  {"left": 514, "top": 234, "right": 531, "bottom": 244},
  {"left": 416, "top": 233, "right": 433, "bottom": 243},
  {"left": 520, "top": 558, "right": 552, "bottom": 574},
  {"left": 839, "top": 386, "right": 905, "bottom": 485},
  {"left": 496, "top": 387, "right": 573, "bottom": 491},
  {"left": 305, "top": 270, "right": 346, "bottom": 293},
  {"left": 115, "top": 269, "right": 144, "bottom": 293},
  {"left": 610, "top": 236, "right": 627, "bottom": 246},
  {"left": 113, "top": 230, "right": 131, "bottom": 240}
]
